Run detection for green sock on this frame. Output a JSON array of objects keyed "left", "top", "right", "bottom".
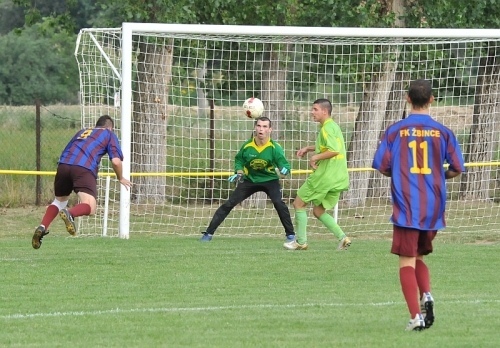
[
  {"left": 319, "top": 212, "right": 345, "bottom": 240},
  {"left": 295, "top": 209, "right": 307, "bottom": 245}
]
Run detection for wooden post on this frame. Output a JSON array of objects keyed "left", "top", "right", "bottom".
[{"left": 35, "top": 99, "right": 41, "bottom": 206}]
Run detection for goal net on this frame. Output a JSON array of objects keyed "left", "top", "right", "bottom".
[{"left": 75, "top": 24, "right": 500, "bottom": 240}]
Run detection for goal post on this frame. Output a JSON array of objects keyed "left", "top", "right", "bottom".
[
  {"left": 119, "top": 24, "right": 133, "bottom": 239},
  {"left": 75, "top": 23, "right": 500, "bottom": 240}
]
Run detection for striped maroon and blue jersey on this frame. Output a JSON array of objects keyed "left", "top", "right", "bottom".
[
  {"left": 58, "top": 127, "right": 124, "bottom": 178},
  {"left": 372, "top": 114, "right": 465, "bottom": 230}
]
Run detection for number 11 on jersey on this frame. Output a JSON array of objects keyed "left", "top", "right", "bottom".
[{"left": 409, "top": 140, "right": 432, "bottom": 175}]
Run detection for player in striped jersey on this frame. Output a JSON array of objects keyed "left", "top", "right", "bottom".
[
  {"left": 32, "top": 115, "right": 132, "bottom": 249},
  {"left": 199, "top": 116, "right": 294, "bottom": 243},
  {"left": 372, "top": 79, "right": 465, "bottom": 331}
]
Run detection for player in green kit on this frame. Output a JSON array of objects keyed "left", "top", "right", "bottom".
[
  {"left": 284, "top": 99, "right": 351, "bottom": 251},
  {"left": 200, "top": 116, "right": 295, "bottom": 243}
]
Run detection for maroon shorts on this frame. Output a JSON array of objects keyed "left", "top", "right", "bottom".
[
  {"left": 54, "top": 164, "right": 97, "bottom": 199},
  {"left": 391, "top": 225, "right": 437, "bottom": 257}
]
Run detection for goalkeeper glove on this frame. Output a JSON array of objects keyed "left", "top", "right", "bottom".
[
  {"left": 228, "top": 173, "right": 244, "bottom": 183},
  {"left": 280, "top": 167, "right": 289, "bottom": 175}
]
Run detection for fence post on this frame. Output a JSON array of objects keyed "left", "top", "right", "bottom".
[{"left": 35, "top": 99, "right": 41, "bottom": 206}]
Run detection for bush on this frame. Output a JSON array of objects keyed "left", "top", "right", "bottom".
[{"left": 0, "top": 25, "right": 79, "bottom": 105}]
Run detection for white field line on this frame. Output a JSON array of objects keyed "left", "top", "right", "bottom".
[{"left": 1, "top": 299, "right": 499, "bottom": 320}]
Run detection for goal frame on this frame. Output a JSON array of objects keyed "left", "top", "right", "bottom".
[{"left": 115, "top": 23, "right": 500, "bottom": 239}]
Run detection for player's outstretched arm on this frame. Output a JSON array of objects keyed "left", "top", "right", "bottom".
[
  {"left": 111, "top": 157, "right": 133, "bottom": 190},
  {"left": 296, "top": 145, "right": 315, "bottom": 158},
  {"left": 274, "top": 144, "right": 291, "bottom": 175}
]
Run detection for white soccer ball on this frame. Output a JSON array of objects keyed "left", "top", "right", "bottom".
[{"left": 243, "top": 97, "right": 264, "bottom": 119}]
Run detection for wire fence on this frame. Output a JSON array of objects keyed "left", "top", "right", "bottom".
[{"left": 0, "top": 102, "right": 80, "bottom": 206}]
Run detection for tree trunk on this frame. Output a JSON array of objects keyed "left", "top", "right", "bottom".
[
  {"left": 196, "top": 63, "right": 209, "bottom": 118},
  {"left": 345, "top": 0, "right": 406, "bottom": 206},
  {"left": 242, "top": 44, "right": 288, "bottom": 209},
  {"left": 131, "top": 39, "right": 174, "bottom": 204},
  {"left": 367, "top": 71, "right": 408, "bottom": 199},
  {"left": 345, "top": 58, "right": 398, "bottom": 207},
  {"left": 262, "top": 45, "right": 288, "bottom": 140},
  {"left": 459, "top": 42, "right": 500, "bottom": 200}
]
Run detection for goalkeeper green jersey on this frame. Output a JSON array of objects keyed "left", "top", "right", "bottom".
[
  {"left": 234, "top": 137, "right": 291, "bottom": 183},
  {"left": 306, "top": 118, "right": 349, "bottom": 192}
]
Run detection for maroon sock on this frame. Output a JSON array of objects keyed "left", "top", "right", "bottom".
[
  {"left": 41, "top": 204, "right": 60, "bottom": 229},
  {"left": 400, "top": 266, "right": 420, "bottom": 318},
  {"left": 68, "top": 203, "right": 91, "bottom": 218},
  {"left": 415, "top": 259, "right": 430, "bottom": 299}
]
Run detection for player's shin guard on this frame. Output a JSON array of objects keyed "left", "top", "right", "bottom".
[
  {"left": 69, "top": 203, "right": 91, "bottom": 217},
  {"left": 318, "top": 212, "right": 345, "bottom": 240},
  {"left": 400, "top": 266, "right": 421, "bottom": 318},
  {"left": 41, "top": 199, "right": 68, "bottom": 229},
  {"left": 295, "top": 209, "right": 307, "bottom": 245},
  {"left": 415, "top": 259, "right": 431, "bottom": 297}
]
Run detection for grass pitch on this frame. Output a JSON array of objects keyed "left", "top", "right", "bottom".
[{"left": 1, "top": 208, "right": 499, "bottom": 347}]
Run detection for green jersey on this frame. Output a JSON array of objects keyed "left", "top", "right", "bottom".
[
  {"left": 234, "top": 137, "right": 291, "bottom": 183},
  {"left": 305, "top": 118, "right": 349, "bottom": 192}
]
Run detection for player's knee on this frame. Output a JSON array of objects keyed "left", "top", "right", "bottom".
[
  {"left": 51, "top": 199, "right": 68, "bottom": 211},
  {"left": 271, "top": 199, "right": 282, "bottom": 206},
  {"left": 87, "top": 203, "right": 97, "bottom": 216},
  {"left": 312, "top": 207, "right": 325, "bottom": 219}
]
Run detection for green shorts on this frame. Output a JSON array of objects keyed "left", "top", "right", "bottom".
[{"left": 296, "top": 181, "right": 341, "bottom": 210}]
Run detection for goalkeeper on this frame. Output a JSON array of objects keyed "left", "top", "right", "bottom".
[{"left": 200, "top": 116, "right": 295, "bottom": 243}]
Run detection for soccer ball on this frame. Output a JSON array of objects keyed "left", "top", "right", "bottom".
[{"left": 243, "top": 97, "right": 264, "bottom": 119}]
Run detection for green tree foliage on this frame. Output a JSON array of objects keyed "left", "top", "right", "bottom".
[
  {"left": 4, "top": 0, "right": 500, "bottom": 107},
  {"left": 8, "top": 0, "right": 500, "bottom": 40},
  {"left": 0, "top": 0, "right": 26, "bottom": 35},
  {"left": 406, "top": 0, "right": 500, "bottom": 28},
  {"left": 8, "top": 0, "right": 368, "bottom": 32},
  {"left": 10, "top": 0, "right": 78, "bottom": 33},
  {"left": 0, "top": 25, "right": 79, "bottom": 105}
]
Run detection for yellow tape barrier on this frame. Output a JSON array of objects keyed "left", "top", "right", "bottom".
[{"left": 1, "top": 162, "right": 499, "bottom": 177}]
